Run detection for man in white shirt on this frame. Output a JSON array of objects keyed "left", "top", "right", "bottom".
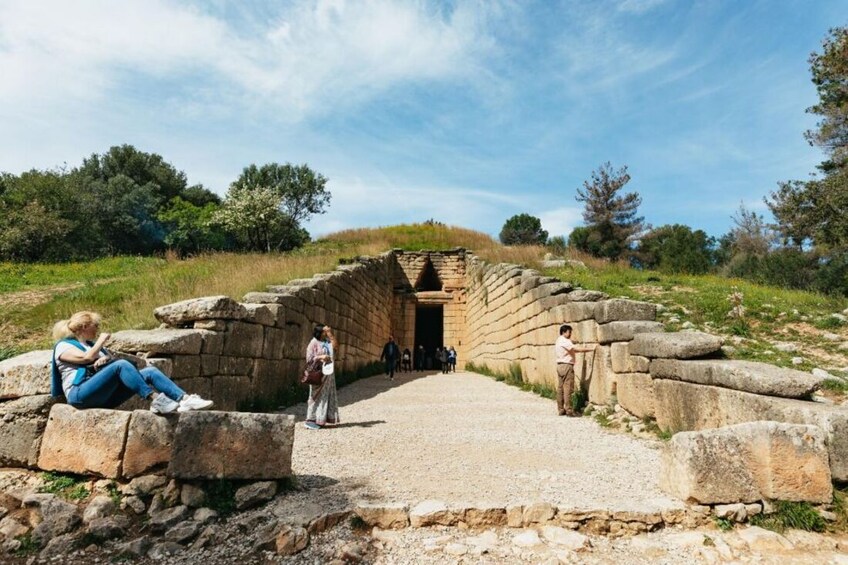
[{"left": 554, "top": 324, "right": 594, "bottom": 416}]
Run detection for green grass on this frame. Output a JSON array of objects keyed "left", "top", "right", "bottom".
[
  {"left": 750, "top": 501, "right": 827, "bottom": 533},
  {"left": 14, "top": 533, "right": 40, "bottom": 556},
  {"left": 642, "top": 417, "right": 674, "bottom": 441},
  {"left": 593, "top": 411, "right": 617, "bottom": 428},
  {"left": 465, "top": 361, "right": 556, "bottom": 399},
  {"left": 714, "top": 517, "right": 734, "bottom": 532},
  {"left": 822, "top": 378, "right": 848, "bottom": 393},
  {"left": 0, "top": 256, "right": 160, "bottom": 293},
  {"left": 38, "top": 471, "right": 90, "bottom": 501}
]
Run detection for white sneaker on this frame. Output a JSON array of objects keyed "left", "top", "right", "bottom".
[
  {"left": 178, "top": 394, "right": 214, "bottom": 412},
  {"left": 150, "top": 392, "right": 179, "bottom": 415}
]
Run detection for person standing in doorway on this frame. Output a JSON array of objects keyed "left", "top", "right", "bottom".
[
  {"left": 555, "top": 325, "right": 595, "bottom": 416},
  {"left": 439, "top": 346, "right": 449, "bottom": 374},
  {"left": 447, "top": 346, "right": 457, "bottom": 372},
  {"left": 381, "top": 336, "right": 400, "bottom": 380}
]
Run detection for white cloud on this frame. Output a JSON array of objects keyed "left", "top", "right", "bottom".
[
  {"left": 537, "top": 206, "right": 583, "bottom": 239},
  {"left": 0, "top": 0, "right": 497, "bottom": 122}
]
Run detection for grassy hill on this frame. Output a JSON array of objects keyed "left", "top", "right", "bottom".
[{"left": 1, "top": 224, "right": 846, "bottom": 396}]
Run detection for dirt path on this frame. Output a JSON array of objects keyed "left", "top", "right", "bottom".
[{"left": 280, "top": 371, "right": 683, "bottom": 513}]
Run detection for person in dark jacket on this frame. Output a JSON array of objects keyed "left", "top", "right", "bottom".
[{"left": 380, "top": 336, "right": 400, "bottom": 380}]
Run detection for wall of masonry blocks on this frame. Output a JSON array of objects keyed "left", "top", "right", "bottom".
[{"left": 465, "top": 255, "right": 657, "bottom": 400}]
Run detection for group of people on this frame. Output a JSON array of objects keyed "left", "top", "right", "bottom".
[
  {"left": 50, "top": 310, "right": 584, "bottom": 432},
  {"left": 380, "top": 337, "right": 457, "bottom": 379}
]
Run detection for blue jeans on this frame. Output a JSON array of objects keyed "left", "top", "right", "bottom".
[{"left": 67, "top": 360, "right": 185, "bottom": 409}]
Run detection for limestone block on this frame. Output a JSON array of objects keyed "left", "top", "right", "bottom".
[
  {"left": 660, "top": 421, "right": 832, "bottom": 504},
  {"left": 650, "top": 359, "right": 823, "bottom": 399},
  {"left": 200, "top": 355, "right": 219, "bottom": 375},
  {"left": 617, "top": 373, "right": 655, "bottom": 419},
  {"left": 354, "top": 503, "right": 409, "bottom": 529},
  {"left": 154, "top": 296, "right": 246, "bottom": 326},
  {"left": 109, "top": 329, "right": 207, "bottom": 355},
  {"left": 217, "top": 357, "right": 253, "bottom": 376},
  {"left": 409, "top": 500, "right": 456, "bottom": 527},
  {"left": 587, "top": 346, "right": 616, "bottom": 405},
  {"left": 201, "top": 332, "right": 224, "bottom": 355},
  {"left": 168, "top": 411, "right": 295, "bottom": 479},
  {"left": 145, "top": 358, "right": 174, "bottom": 375},
  {"left": 243, "top": 291, "right": 302, "bottom": 308},
  {"left": 38, "top": 405, "right": 130, "bottom": 478},
  {"left": 194, "top": 320, "right": 227, "bottom": 331},
  {"left": 0, "top": 395, "right": 54, "bottom": 467},
  {"left": 566, "top": 289, "right": 607, "bottom": 302},
  {"left": 170, "top": 377, "right": 212, "bottom": 401},
  {"left": 595, "top": 299, "right": 657, "bottom": 324},
  {"left": 572, "top": 320, "right": 598, "bottom": 343},
  {"left": 610, "top": 342, "right": 630, "bottom": 373},
  {"left": 263, "top": 327, "right": 286, "bottom": 360},
  {"left": 630, "top": 331, "right": 722, "bottom": 359},
  {"left": 560, "top": 302, "right": 597, "bottom": 323},
  {"left": 523, "top": 502, "right": 556, "bottom": 524},
  {"left": 222, "top": 322, "right": 264, "bottom": 358},
  {"left": 212, "top": 375, "right": 253, "bottom": 411},
  {"left": 652, "top": 379, "right": 848, "bottom": 481},
  {"left": 629, "top": 355, "right": 650, "bottom": 373},
  {"left": 170, "top": 355, "right": 201, "bottom": 379},
  {"left": 242, "top": 304, "right": 275, "bottom": 327},
  {"left": 122, "top": 410, "right": 176, "bottom": 478},
  {"left": 596, "top": 321, "right": 664, "bottom": 344},
  {"left": 0, "top": 350, "right": 52, "bottom": 399}
]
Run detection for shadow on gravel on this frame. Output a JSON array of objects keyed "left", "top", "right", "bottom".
[
  {"left": 329, "top": 420, "right": 387, "bottom": 429},
  {"left": 336, "top": 371, "right": 435, "bottom": 407}
]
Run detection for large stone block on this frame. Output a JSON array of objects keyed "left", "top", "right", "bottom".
[
  {"left": 109, "top": 329, "right": 208, "bottom": 355},
  {"left": 587, "top": 346, "right": 616, "bottom": 405},
  {"left": 170, "top": 355, "right": 201, "bottom": 379},
  {"left": 561, "top": 302, "right": 597, "bottom": 323},
  {"left": 660, "top": 422, "right": 832, "bottom": 504},
  {"left": 222, "top": 322, "right": 264, "bottom": 358},
  {"left": 594, "top": 299, "right": 657, "bottom": 324},
  {"left": 652, "top": 379, "right": 848, "bottom": 481},
  {"left": 617, "top": 373, "right": 654, "bottom": 419},
  {"left": 242, "top": 304, "right": 275, "bottom": 327},
  {"left": 168, "top": 411, "right": 295, "bottom": 479},
  {"left": 243, "top": 292, "right": 303, "bottom": 311},
  {"left": 263, "top": 327, "right": 286, "bottom": 360},
  {"left": 122, "top": 410, "right": 176, "bottom": 478},
  {"left": 0, "top": 395, "right": 54, "bottom": 467},
  {"left": 629, "top": 331, "right": 722, "bottom": 359},
  {"left": 0, "top": 350, "right": 52, "bottom": 399},
  {"left": 572, "top": 320, "right": 598, "bottom": 343},
  {"left": 212, "top": 375, "right": 253, "bottom": 411},
  {"left": 650, "top": 359, "right": 822, "bottom": 399},
  {"left": 610, "top": 342, "right": 630, "bottom": 373},
  {"left": 154, "top": 296, "right": 246, "bottom": 326},
  {"left": 597, "top": 321, "right": 664, "bottom": 344},
  {"left": 38, "top": 405, "right": 130, "bottom": 478},
  {"left": 566, "top": 289, "right": 607, "bottom": 302}
]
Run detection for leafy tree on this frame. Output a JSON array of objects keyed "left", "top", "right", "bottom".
[
  {"left": 232, "top": 163, "right": 330, "bottom": 224},
  {"left": 499, "top": 213, "right": 549, "bottom": 245},
  {"left": 634, "top": 224, "right": 715, "bottom": 274},
  {"left": 729, "top": 203, "right": 775, "bottom": 257},
  {"left": 214, "top": 186, "right": 309, "bottom": 252},
  {"left": 0, "top": 200, "right": 74, "bottom": 261},
  {"left": 767, "top": 26, "right": 848, "bottom": 250},
  {"left": 181, "top": 184, "right": 222, "bottom": 207},
  {"left": 158, "top": 197, "right": 228, "bottom": 256},
  {"left": 547, "top": 235, "right": 567, "bottom": 255},
  {"left": 574, "top": 162, "right": 643, "bottom": 260}
]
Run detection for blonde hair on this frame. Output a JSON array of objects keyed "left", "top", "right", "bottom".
[{"left": 52, "top": 311, "right": 102, "bottom": 341}]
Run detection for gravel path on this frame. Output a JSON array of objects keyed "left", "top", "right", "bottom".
[{"left": 282, "top": 371, "right": 683, "bottom": 512}]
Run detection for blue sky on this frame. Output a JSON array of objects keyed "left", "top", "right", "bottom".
[{"left": 0, "top": 0, "right": 844, "bottom": 240}]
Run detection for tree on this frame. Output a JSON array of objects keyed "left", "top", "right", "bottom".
[
  {"left": 232, "top": 163, "right": 330, "bottom": 224},
  {"left": 0, "top": 200, "right": 73, "bottom": 261},
  {"left": 633, "top": 224, "right": 715, "bottom": 274},
  {"left": 729, "top": 203, "right": 775, "bottom": 257},
  {"left": 767, "top": 26, "right": 848, "bottom": 250},
  {"left": 499, "top": 213, "right": 548, "bottom": 245},
  {"left": 158, "top": 197, "right": 228, "bottom": 256},
  {"left": 214, "top": 186, "right": 308, "bottom": 252},
  {"left": 574, "top": 162, "right": 643, "bottom": 260}
]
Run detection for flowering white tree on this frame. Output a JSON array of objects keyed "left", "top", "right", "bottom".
[{"left": 213, "top": 185, "right": 306, "bottom": 252}]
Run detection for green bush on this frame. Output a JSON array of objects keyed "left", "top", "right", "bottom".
[{"left": 750, "top": 501, "right": 826, "bottom": 533}]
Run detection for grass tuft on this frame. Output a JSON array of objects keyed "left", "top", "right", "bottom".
[
  {"left": 750, "top": 501, "right": 826, "bottom": 533},
  {"left": 38, "top": 471, "right": 90, "bottom": 501},
  {"left": 714, "top": 517, "right": 734, "bottom": 532},
  {"left": 465, "top": 361, "right": 556, "bottom": 399}
]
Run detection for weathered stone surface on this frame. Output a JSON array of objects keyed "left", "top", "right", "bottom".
[
  {"left": 222, "top": 322, "right": 264, "bottom": 358},
  {"left": 235, "top": 481, "right": 277, "bottom": 510},
  {"left": 0, "top": 350, "right": 52, "bottom": 399},
  {"left": 523, "top": 502, "right": 555, "bottom": 524},
  {"left": 541, "top": 526, "right": 589, "bottom": 550},
  {"left": 738, "top": 526, "right": 794, "bottom": 552},
  {"left": 122, "top": 410, "right": 176, "bottom": 478},
  {"left": 562, "top": 302, "right": 597, "bottom": 323},
  {"left": 165, "top": 520, "right": 201, "bottom": 544},
  {"left": 354, "top": 503, "right": 409, "bottom": 529},
  {"left": 86, "top": 516, "right": 127, "bottom": 541},
  {"left": 121, "top": 475, "right": 168, "bottom": 497},
  {"left": 145, "top": 357, "right": 174, "bottom": 375},
  {"left": 629, "top": 355, "right": 650, "bottom": 373},
  {"left": 571, "top": 320, "right": 599, "bottom": 344},
  {"left": 83, "top": 495, "right": 116, "bottom": 524},
  {"left": 0, "top": 395, "right": 54, "bottom": 468},
  {"left": 243, "top": 291, "right": 301, "bottom": 307},
  {"left": 149, "top": 505, "right": 190, "bottom": 533},
  {"left": 409, "top": 500, "right": 454, "bottom": 527},
  {"left": 617, "top": 373, "right": 655, "bottom": 419},
  {"left": 630, "top": 331, "right": 722, "bottom": 359},
  {"left": 180, "top": 484, "right": 206, "bottom": 508},
  {"left": 660, "top": 421, "right": 832, "bottom": 504},
  {"left": 170, "top": 355, "right": 201, "bottom": 379},
  {"left": 242, "top": 304, "right": 275, "bottom": 327},
  {"left": 610, "top": 342, "right": 630, "bottom": 373},
  {"left": 596, "top": 321, "right": 664, "bottom": 344},
  {"left": 595, "top": 299, "right": 657, "bottom": 324},
  {"left": 24, "top": 493, "right": 81, "bottom": 544},
  {"left": 587, "top": 346, "right": 616, "bottom": 405},
  {"left": 154, "top": 296, "right": 247, "bottom": 326},
  {"left": 650, "top": 359, "right": 823, "bottom": 399},
  {"left": 461, "top": 506, "right": 507, "bottom": 527},
  {"left": 109, "top": 329, "right": 208, "bottom": 355},
  {"left": 652, "top": 379, "right": 848, "bottom": 480},
  {"left": 38, "top": 405, "right": 130, "bottom": 478},
  {"left": 168, "top": 411, "right": 295, "bottom": 479},
  {"left": 211, "top": 375, "right": 252, "bottom": 412},
  {"left": 276, "top": 524, "right": 308, "bottom": 556},
  {"left": 566, "top": 289, "right": 607, "bottom": 302}
]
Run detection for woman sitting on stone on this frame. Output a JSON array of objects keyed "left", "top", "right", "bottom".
[
  {"left": 304, "top": 323, "right": 339, "bottom": 430},
  {"left": 51, "top": 311, "right": 213, "bottom": 414}
]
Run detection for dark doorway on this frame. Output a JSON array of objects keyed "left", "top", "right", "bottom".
[{"left": 415, "top": 305, "right": 443, "bottom": 370}]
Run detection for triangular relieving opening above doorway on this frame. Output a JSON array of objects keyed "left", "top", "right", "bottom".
[{"left": 415, "top": 258, "right": 443, "bottom": 291}]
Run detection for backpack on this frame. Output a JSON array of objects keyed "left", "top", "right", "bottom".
[{"left": 50, "top": 338, "right": 102, "bottom": 397}]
